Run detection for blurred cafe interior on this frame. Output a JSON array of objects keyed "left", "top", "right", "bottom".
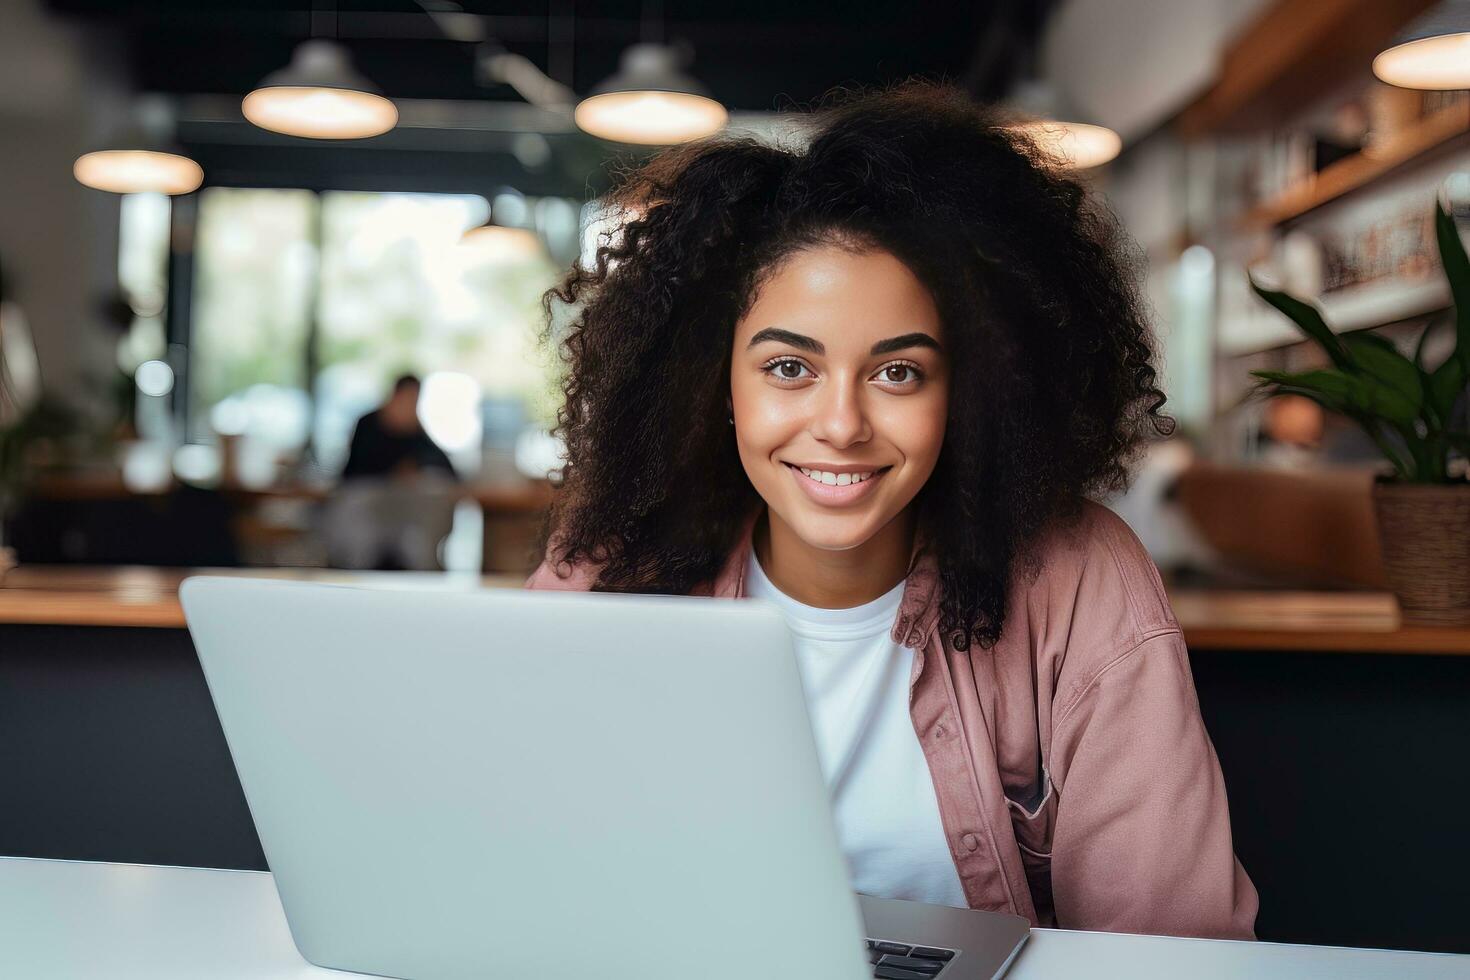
[{"left": 2, "top": 0, "right": 1470, "bottom": 969}]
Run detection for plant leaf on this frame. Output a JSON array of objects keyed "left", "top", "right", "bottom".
[
  {"left": 1252, "top": 366, "right": 1419, "bottom": 430},
  {"left": 1435, "top": 202, "right": 1470, "bottom": 370},
  {"left": 1253, "top": 375, "right": 1415, "bottom": 478},
  {"left": 1250, "top": 369, "right": 1355, "bottom": 415},
  {"left": 1361, "top": 423, "right": 1416, "bottom": 481},
  {"left": 1346, "top": 376, "right": 1422, "bottom": 430},
  {"left": 1249, "top": 278, "right": 1353, "bottom": 371},
  {"left": 1341, "top": 333, "right": 1423, "bottom": 413},
  {"left": 1428, "top": 353, "right": 1467, "bottom": 423},
  {"left": 1347, "top": 330, "right": 1403, "bottom": 354}
]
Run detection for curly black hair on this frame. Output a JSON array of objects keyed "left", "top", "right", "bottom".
[{"left": 540, "top": 80, "right": 1172, "bottom": 650}]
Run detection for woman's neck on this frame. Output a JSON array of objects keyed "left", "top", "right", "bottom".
[{"left": 753, "top": 506, "right": 916, "bottom": 609}]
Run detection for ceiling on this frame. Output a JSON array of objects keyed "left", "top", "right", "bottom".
[
  {"left": 46, "top": 0, "right": 1053, "bottom": 110},
  {"left": 44, "top": 1, "right": 1054, "bottom": 198}
]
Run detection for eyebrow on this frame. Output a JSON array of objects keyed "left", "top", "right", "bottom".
[
  {"left": 746, "top": 328, "right": 942, "bottom": 357},
  {"left": 870, "top": 332, "right": 943, "bottom": 356}
]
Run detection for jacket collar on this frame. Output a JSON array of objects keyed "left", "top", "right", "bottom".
[{"left": 710, "top": 506, "right": 944, "bottom": 650}]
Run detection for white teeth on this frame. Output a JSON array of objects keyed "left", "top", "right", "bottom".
[{"left": 793, "top": 466, "right": 876, "bottom": 486}]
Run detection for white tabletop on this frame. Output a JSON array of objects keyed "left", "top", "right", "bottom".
[{"left": 2, "top": 857, "right": 1466, "bottom": 979}]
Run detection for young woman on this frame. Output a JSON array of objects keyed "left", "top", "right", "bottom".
[{"left": 527, "top": 82, "right": 1257, "bottom": 939}]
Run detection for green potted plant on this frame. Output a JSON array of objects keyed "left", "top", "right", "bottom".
[{"left": 1250, "top": 200, "right": 1470, "bottom": 624}]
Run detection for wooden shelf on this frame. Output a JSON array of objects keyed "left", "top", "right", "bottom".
[
  {"left": 1238, "top": 102, "right": 1470, "bottom": 230},
  {"left": 1176, "top": 0, "right": 1437, "bottom": 137}
]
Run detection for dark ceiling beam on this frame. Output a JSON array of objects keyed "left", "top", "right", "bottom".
[
  {"left": 958, "top": 0, "right": 1053, "bottom": 101},
  {"left": 47, "top": 1, "right": 1015, "bottom": 110},
  {"left": 49, "top": 8, "right": 977, "bottom": 47}
]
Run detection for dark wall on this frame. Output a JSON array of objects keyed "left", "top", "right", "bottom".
[
  {"left": 1192, "top": 648, "right": 1470, "bottom": 954},
  {"left": 0, "top": 625, "right": 263, "bottom": 869}
]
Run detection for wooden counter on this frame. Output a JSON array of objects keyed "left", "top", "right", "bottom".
[
  {"left": 0, "top": 566, "right": 527, "bottom": 630},
  {"left": 1169, "top": 589, "right": 1470, "bottom": 654},
  {"left": 2, "top": 565, "right": 1468, "bottom": 653}
]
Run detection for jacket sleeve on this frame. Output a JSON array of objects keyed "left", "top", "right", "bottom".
[{"left": 1047, "top": 628, "right": 1258, "bottom": 939}]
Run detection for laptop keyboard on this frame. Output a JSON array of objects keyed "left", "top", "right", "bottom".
[{"left": 865, "top": 938, "right": 957, "bottom": 978}]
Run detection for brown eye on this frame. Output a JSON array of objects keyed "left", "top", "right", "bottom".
[
  {"left": 885, "top": 365, "right": 912, "bottom": 383},
  {"left": 765, "top": 358, "right": 811, "bottom": 381}
]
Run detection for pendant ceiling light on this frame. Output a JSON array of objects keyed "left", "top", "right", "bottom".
[
  {"left": 1004, "top": 80, "right": 1121, "bottom": 170},
  {"left": 575, "top": 42, "right": 727, "bottom": 145},
  {"left": 1373, "top": 0, "right": 1470, "bottom": 90},
  {"left": 74, "top": 148, "right": 203, "bottom": 196},
  {"left": 73, "top": 98, "right": 203, "bottom": 195},
  {"left": 243, "top": 39, "right": 397, "bottom": 139},
  {"left": 1007, "top": 119, "right": 1122, "bottom": 170}
]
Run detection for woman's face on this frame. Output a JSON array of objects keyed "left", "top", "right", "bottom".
[{"left": 730, "top": 244, "right": 950, "bottom": 553}]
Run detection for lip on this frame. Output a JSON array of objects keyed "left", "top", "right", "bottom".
[{"left": 784, "top": 462, "right": 889, "bottom": 507}]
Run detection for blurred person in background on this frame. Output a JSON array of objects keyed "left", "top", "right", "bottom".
[
  {"left": 527, "top": 82, "right": 1256, "bottom": 940},
  {"left": 342, "top": 374, "right": 455, "bottom": 481},
  {"left": 324, "top": 374, "right": 459, "bottom": 570},
  {"left": 1256, "top": 393, "right": 1324, "bottom": 469}
]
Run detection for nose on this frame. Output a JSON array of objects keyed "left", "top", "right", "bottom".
[{"left": 809, "top": 379, "right": 871, "bottom": 449}]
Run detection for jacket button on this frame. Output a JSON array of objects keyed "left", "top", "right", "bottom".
[
  {"left": 961, "top": 833, "right": 980, "bottom": 852},
  {"left": 932, "top": 725, "right": 946, "bottom": 739}
]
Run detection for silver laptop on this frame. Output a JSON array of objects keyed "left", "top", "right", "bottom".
[{"left": 180, "top": 577, "right": 1029, "bottom": 980}]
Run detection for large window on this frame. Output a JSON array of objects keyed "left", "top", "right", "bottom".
[
  {"left": 185, "top": 187, "right": 566, "bottom": 481},
  {"left": 190, "top": 188, "right": 318, "bottom": 456}
]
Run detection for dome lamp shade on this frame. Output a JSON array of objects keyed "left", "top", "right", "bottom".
[
  {"left": 243, "top": 39, "right": 398, "bottom": 139},
  {"left": 1373, "top": 0, "right": 1470, "bottom": 90},
  {"left": 74, "top": 148, "right": 203, "bottom": 195},
  {"left": 73, "top": 99, "right": 203, "bottom": 195},
  {"left": 1003, "top": 80, "right": 1122, "bottom": 170},
  {"left": 574, "top": 43, "right": 727, "bottom": 145},
  {"left": 1008, "top": 118, "right": 1122, "bottom": 169}
]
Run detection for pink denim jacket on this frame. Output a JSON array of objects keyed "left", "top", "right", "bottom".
[{"left": 526, "top": 499, "right": 1258, "bottom": 939}]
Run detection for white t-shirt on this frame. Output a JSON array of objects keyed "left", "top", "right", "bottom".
[{"left": 745, "top": 548, "right": 968, "bottom": 908}]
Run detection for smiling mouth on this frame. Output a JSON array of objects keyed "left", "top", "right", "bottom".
[
  {"left": 789, "top": 464, "right": 887, "bottom": 487},
  {"left": 782, "top": 462, "right": 892, "bottom": 504}
]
